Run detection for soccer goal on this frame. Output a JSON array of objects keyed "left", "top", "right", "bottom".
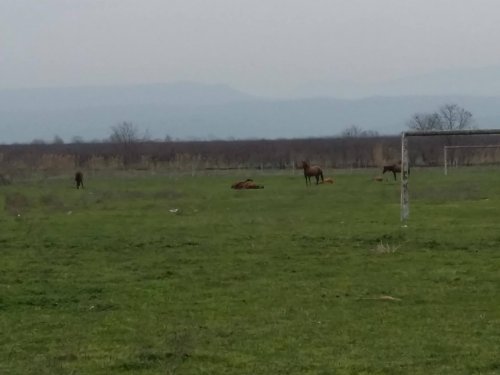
[
  {"left": 444, "top": 145, "right": 500, "bottom": 175},
  {"left": 400, "top": 129, "right": 500, "bottom": 222}
]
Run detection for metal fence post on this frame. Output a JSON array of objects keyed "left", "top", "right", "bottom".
[{"left": 444, "top": 146, "right": 448, "bottom": 176}]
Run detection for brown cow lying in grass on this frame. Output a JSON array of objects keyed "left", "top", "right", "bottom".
[
  {"left": 231, "top": 179, "right": 264, "bottom": 189},
  {"left": 319, "top": 177, "right": 334, "bottom": 184}
]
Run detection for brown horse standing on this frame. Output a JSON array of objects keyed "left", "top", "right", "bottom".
[
  {"left": 382, "top": 161, "right": 409, "bottom": 181},
  {"left": 75, "top": 171, "right": 84, "bottom": 189},
  {"left": 301, "top": 161, "right": 324, "bottom": 186}
]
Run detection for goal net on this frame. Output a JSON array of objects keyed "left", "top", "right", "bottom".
[{"left": 401, "top": 129, "right": 500, "bottom": 222}]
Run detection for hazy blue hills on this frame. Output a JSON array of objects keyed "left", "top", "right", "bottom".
[
  {"left": 1, "top": 81, "right": 500, "bottom": 144},
  {"left": 0, "top": 82, "right": 254, "bottom": 112},
  {"left": 295, "top": 65, "right": 500, "bottom": 98}
]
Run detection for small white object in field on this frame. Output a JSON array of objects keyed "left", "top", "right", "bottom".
[
  {"left": 361, "top": 295, "right": 402, "bottom": 301},
  {"left": 67, "top": 211, "right": 73, "bottom": 215},
  {"left": 169, "top": 208, "right": 179, "bottom": 213},
  {"left": 377, "top": 295, "right": 402, "bottom": 301}
]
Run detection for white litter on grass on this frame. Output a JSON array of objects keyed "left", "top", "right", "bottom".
[
  {"left": 361, "top": 295, "right": 402, "bottom": 301},
  {"left": 169, "top": 208, "right": 179, "bottom": 213}
]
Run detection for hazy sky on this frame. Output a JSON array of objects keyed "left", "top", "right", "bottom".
[{"left": 2, "top": 0, "right": 500, "bottom": 96}]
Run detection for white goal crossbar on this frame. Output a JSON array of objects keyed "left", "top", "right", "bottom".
[{"left": 401, "top": 129, "right": 500, "bottom": 222}]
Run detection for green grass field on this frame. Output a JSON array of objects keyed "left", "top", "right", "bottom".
[{"left": 1, "top": 168, "right": 499, "bottom": 374}]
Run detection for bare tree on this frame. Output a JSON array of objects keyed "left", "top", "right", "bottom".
[
  {"left": 439, "top": 104, "right": 473, "bottom": 130},
  {"left": 407, "top": 112, "right": 442, "bottom": 131},
  {"left": 109, "top": 122, "right": 142, "bottom": 167},
  {"left": 52, "top": 135, "right": 64, "bottom": 144},
  {"left": 408, "top": 104, "right": 474, "bottom": 164},
  {"left": 342, "top": 125, "right": 364, "bottom": 137},
  {"left": 109, "top": 121, "right": 140, "bottom": 144},
  {"left": 71, "top": 136, "right": 85, "bottom": 144},
  {"left": 407, "top": 104, "right": 473, "bottom": 131},
  {"left": 341, "top": 125, "right": 379, "bottom": 138},
  {"left": 362, "top": 129, "right": 380, "bottom": 137}
]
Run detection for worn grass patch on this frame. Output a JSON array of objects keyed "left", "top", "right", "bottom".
[{"left": 0, "top": 168, "right": 499, "bottom": 374}]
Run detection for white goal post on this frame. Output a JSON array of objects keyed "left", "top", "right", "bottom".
[
  {"left": 401, "top": 129, "right": 500, "bottom": 222},
  {"left": 444, "top": 145, "right": 500, "bottom": 175}
]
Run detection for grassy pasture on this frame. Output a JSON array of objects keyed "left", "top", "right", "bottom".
[{"left": 0, "top": 168, "right": 499, "bottom": 374}]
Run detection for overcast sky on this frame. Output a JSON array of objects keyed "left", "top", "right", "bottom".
[{"left": 2, "top": 0, "right": 500, "bottom": 96}]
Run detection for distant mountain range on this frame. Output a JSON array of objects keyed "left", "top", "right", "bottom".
[
  {"left": 2, "top": 70, "right": 500, "bottom": 144},
  {"left": 294, "top": 65, "right": 500, "bottom": 98}
]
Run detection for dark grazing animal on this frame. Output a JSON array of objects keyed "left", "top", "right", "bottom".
[
  {"left": 382, "top": 161, "right": 410, "bottom": 181},
  {"left": 301, "top": 161, "right": 324, "bottom": 186},
  {"left": 382, "top": 164, "right": 400, "bottom": 181},
  {"left": 75, "top": 171, "right": 84, "bottom": 189},
  {"left": 231, "top": 179, "right": 264, "bottom": 189}
]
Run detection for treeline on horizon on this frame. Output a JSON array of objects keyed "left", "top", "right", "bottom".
[{"left": 2, "top": 134, "right": 500, "bottom": 177}]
